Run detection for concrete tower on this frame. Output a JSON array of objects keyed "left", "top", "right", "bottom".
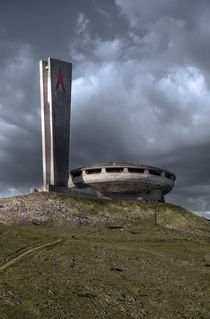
[{"left": 40, "top": 58, "right": 72, "bottom": 191}]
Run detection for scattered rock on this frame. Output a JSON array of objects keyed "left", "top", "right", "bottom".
[
  {"left": 107, "top": 226, "right": 123, "bottom": 230},
  {"left": 69, "top": 259, "right": 76, "bottom": 268},
  {"left": 76, "top": 292, "right": 96, "bottom": 299},
  {"left": 110, "top": 267, "right": 123, "bottom": 272}
]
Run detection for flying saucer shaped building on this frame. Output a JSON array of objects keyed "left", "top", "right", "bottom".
[{"left": 69, "top": 162, "right": 176, "bottom": 202}]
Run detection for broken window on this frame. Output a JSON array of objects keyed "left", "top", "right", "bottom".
[
  {"left": 85, "top": 169, "right": 101, "bottom": 174},
  {"left": 165, "top": 172, "right": 173, "bottom": 180},
  {"left": 106, "top": 167, "right": 124, "bottom": 173},
  {"left": 128, "top": 168, "right": 145, "bottom": 174},
  {"left": 71, "top": 171, "right": 82, "bottom": 178},
  {"left": 149, "top": 169, "right": 161, "bottom": 176}
]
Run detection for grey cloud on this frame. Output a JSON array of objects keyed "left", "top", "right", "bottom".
[
  {"left": 115, "top": 0, "right": 210, "bottom": 83},
  {"left": 96, "top": 6, "right": 112, "bottom": 21},
  {"left": 115, "top": 0, "right": 206, "bottom": 27},
  {"left": 0, "top": 39, "right": 42, "bottom": 196},
  {"left": 76, "top": 13, "right": 90, "bottom": 34}
]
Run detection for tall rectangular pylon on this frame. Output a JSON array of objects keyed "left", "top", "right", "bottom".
[{"left": 40, "top": 58, "right": 72, "bottom": 189}]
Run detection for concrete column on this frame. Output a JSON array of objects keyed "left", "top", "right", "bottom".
[{"left": 40, "top": 58, "right": 72, "bottom": 189}]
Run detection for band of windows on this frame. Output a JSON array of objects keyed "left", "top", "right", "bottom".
[{"left": 71, "top": 167, "right": 175, "bottom": 180}]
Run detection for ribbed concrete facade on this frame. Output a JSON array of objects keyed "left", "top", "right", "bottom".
[{"left": 40, "top": 58, "right": 72, "bottom": 189}]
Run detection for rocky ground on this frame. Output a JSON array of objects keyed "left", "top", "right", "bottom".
[
  {"left": 0, "top": 192, "right": 208, "bottom": 231},
  {"left": 0, "top": 192, "right": 110, "bottom": 226}
]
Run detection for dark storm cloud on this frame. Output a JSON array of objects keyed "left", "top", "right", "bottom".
[
  {"left": 115, "top": 0, "right": 210, "bottom": 83},
  {"left": 0, "top": 39, "right": 42, "bottom": 196},
  {"left": 0, "top": 0, "right": 210, "bottom": 217}
]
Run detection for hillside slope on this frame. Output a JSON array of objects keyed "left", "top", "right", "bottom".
[{"left": 0, "top": 192, "right": 209, "bottom": 319}]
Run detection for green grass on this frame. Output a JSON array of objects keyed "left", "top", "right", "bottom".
[{"left": 0, "top": 192, "right": 209, "bottom": 318}]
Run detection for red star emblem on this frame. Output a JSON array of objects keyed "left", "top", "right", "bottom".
[{"left": 55, "top": 68, "right": 65, "bottom": 92}]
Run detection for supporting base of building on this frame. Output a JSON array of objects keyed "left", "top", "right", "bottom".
[
  {"left": 31, "top": 184, "right": 70, "bottom": 194},
  {"left": 31, "top": 184, "right": 165, "bottom": 202}
]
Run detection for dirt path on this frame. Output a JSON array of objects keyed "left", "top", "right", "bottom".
[{"left": 0, "top": 239, "right": 62, "bottom": 272}]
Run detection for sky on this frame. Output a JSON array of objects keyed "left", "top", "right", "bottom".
[{"left": 0, "top": 0, "right": 210, "bottom": 218}]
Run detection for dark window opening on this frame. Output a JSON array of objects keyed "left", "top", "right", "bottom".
[
  {"left": 165, "top": 172, "right": 173, "bottom": 180},
  {"left": 106, "top": 167, "right": 124, "bottom": 173},
  {"left": 71, "top": 171, "right": 82, "bottom": 178},
  {"left": 85, "top": 168, "right": 101, "bottom": 174},
  {"left": 149, "top": 169, "right": 161, "bottom": 176},
  {"left": 128, "top": 168, "right": 145, "bottom": 174}
]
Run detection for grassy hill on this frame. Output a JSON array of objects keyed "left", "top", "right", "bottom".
[{"left": 0, "top": 192, "right": 209, "bottom": 319}]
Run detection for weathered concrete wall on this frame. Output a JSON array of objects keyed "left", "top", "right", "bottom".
[
  {"left": 68, "top": 163, "right": 176, "bottom": 202},
  {"left": 40, "top": 60, "right": 51, "bottom": 186},
  {"left": 40, "top": 58, "right": 72, "bottom": 189}
]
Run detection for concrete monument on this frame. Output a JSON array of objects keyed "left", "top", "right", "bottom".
[
  {"left": 40, "top": 58, "right": 72, "bottom": 190},
  {"left": 32, "top": 58, "right": 176, "bottom": 202}
]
